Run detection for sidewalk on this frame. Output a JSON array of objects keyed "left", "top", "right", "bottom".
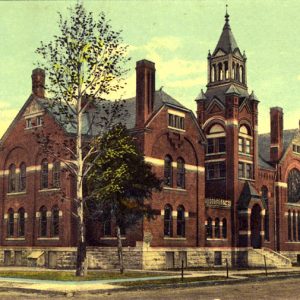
[{"left": 0, "top": 266, "right": 299, "bottom": 295}]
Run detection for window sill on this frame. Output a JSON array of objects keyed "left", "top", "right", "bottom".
[
  {"left": 25, "top": 125, "right": 42, "bottom": 130},
  {"left": 239, "top": 152, "right": 253, "bottom": 157},
  {"left": 7, "top": 191, "right": 26, "bottom": 196},
  {"left": 100, "top": 237, "right": 126, "bottom": 240},
  {"left": 238, "top": 178, "right": 255, "bottom": 182},
  {"left": 38, "top": 188, "right": 60, "bottom": 193},
  {"left": 164, "top": 237, "right": 186, "bottom": 241},
  {"left": 206, "top": 238, "right": 228, "bottom": 241},
  {"left": 206, "top": 177, "right": 226, "bottom": 181},
  {"left": 5, "top": 237, "right": 25, "bottom": 241},
  {"left": 206, "top": 152, "right": 226, "bottom": 156},
  {"left": 168, "top": 126, "right": 185, "bottom": 133},
  {"left": 37, "top": 237, "right": 59, "bottom": 240},
  {"left": 163, "top": 187, "right": 187, "bottom": 192}
]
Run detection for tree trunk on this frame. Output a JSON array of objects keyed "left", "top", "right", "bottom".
[
  {"left": 116, "top": 225, "right": 124, "bottom": 274},
  {"left": 75, "top": 89, "right": 87, "bottom": 276}
]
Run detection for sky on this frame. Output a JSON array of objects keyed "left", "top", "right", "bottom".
[{"left": 0, "top": 0, "right": 299, "bottom": 136}]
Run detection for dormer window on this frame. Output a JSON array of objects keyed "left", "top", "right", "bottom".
[{"left": 168, "top": 110, "right": 185, "bottom": 131}]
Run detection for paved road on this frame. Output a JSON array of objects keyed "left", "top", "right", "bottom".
[
  {"left": 82, "top": 278, "right": 300, "bottom": 300},
  {"left": 0, "top": 277, "right": 300, "bottom": 299}
]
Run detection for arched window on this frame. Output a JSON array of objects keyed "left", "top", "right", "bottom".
[
  {"left": 211, "top": 66, "right": 215, "bottom": 82},
  {"left": 177, "top": 158, "right": 185, "bottom": 189},
  {"left": 164, "top": 205, "right": 173, "bottom": 237},
  {"left": 288, "top": 210, "right": 292, "bottom": 241},
  {"left": 224, "top": 61, "right": 229, "bottom": 79},
  {"left": 287, "top": 169, "right": 300, "bottom": 203},
  {"left": 232, "top": 62, "right": 235, "bottom": 79},
  {"left": 53, "top": 161, "right": 61, "bottom": 188},
  {"left": 39, "top": 206, "right": 47, "bottom": 237},
  {"left": 293, "top": 211, "right": 297, "bottom": 241},
  {"left": 19, "top": 163, "right": 26, "bottom": 192},
  {"left": 41, "top": 159, "right": 48, "bottom": 189},
  {"left": 51, "top": 206, "right": 59, "bottom": 237},
  {"left": 177, "top": 205, "right": 185, "bottom": 237},
  {"left": 236, "top": 64, "right": 240, "bottom": 81},
  {"left": 239, "top": 125, "right": 251, "bottom": 155},
  {"left": 261, "top": 186, "right": 269, "bottom": 241},
  {"left": 206, "top": 217, "right": 213, "bottom": 238},
  {"left": 215, "top": 218, "right": 220, "bottom": 238},
  {"left": 222, "top": 218, "right": 227, "bottom": 238},
  {"left": 218, "top": 63, "right": 223, "bottom": 81},
  {"left": 7, "top": 208, "right": 14, "bottom": 237},
  {"left": 240, "top": 66, "right": 245, "bottom": 83},
  {"left": 18, "top": 208, "right": 25, "bottom": 237},
  {"left": 164, "top": 155, "right": 173, "bottom": 187},
  {"left": 207, "top": 124, "right": 226, "bottom": 154},
  {"left": 8, "top": 164, "right": 16, "bottom": 193}
]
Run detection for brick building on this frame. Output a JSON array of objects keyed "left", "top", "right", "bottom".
[{"left": 0, "top": 12, "right": 299, "bottom": 269}]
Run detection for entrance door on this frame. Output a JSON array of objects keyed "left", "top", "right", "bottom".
[{"left": 250, "top": 204, "right": 262, "bottom": 248}]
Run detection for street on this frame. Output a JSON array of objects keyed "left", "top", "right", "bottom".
[{"left": 0, "top": 277, "right": 300, "bottom": 299}]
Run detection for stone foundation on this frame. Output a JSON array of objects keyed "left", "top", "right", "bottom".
[
  {"left": 0, "top": 246, "right": 296, "bottom": 269},
  {"left": 280, "top": 251, "right": 300, "bottom": 264}
]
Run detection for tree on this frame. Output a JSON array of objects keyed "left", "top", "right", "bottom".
[
  {"left": 35, "top": 3, "right": 129, "bottom": 276},
  {"left": 87, "top": 124, "right": 162, "bottom": 273}
]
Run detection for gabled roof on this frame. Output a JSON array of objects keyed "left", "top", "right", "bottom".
[
  {"left": 1, "top": 89, "right": 192, "bottom": 146},
  {"left": 213, "top": 13, "right": 240, "bottom": 56},
  {"left": 238, "top": 181, "right": 265, "bottom": 210},
  {"left": 258, "top": 129, "right": 299, "bottom": 162},
  {"left": 204, "top": 83, "right": 249, "bottom": 105},
  {"left": 225, "top": 84, "right": 240, "bottom": 95}
]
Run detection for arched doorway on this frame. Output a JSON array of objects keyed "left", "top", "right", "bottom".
[{"left": 250, "top": 204, "right": 262, "bottom": 248}]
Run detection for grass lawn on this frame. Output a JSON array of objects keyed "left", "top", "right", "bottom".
[
  {"left": 0, "top": 270, "right": 173, "bottom": 281},
  {"left": 118, "top": 276, "right": 228, "bottom": 286}
]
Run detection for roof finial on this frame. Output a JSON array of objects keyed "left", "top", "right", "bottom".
[{"left": 225, "top": 4, "right": 229, "bottom": 22}]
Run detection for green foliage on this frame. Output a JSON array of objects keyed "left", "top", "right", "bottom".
[
  {"left": 87, "top": 124, "right": 162, "bottom": 229},
  {"left": 36, "top": 3, "right": 129, "bottom": 129},
  {"left": 0, "top": 271, "right": 168, "bottom": 281}
]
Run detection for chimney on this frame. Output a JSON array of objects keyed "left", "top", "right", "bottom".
[
  {"left": 32, "top": 68, "right": 45, "bottom": 98},
  {"left": 135, "top": 60, "right": 155, "bottom": 128},
  {"left": 270, "top": 107, "right": 283, "bottom": 162}
]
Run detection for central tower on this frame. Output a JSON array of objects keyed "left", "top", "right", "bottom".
[{"left": 196, "top": 10, "right": 261, "bottom": 250}]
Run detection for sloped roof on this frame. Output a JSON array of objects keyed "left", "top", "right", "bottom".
[
  {"left": 204, "top": 83, "right": 249, "bottom": 105},
  {"left": 225, "top": 84, "right": 240, "bottom": 95},
  {"left": 35, "top": 89, "right": 188, "bottom": 136},
  {"left": 258, "top": 129, "right": 299, "bottom": 162},
  {"left": 238, "top": 181, "right": 265, "bottom": 210},
  {"left": 213, "top": 14, "right": 239, "bottom": 56},
  {"left": 258, "top": 156, "right": 275, "bottom": 171}
]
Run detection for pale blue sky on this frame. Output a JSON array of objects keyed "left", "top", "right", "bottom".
[{"left": 0, "top": 0, "right": 299, "bottom": 135}]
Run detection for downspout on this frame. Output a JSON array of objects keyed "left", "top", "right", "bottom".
[
  {"left": 196, "top": 164, "right": 199, "bottom": 247},
  {"left": 274, "top": 163, "right": 278, "bottom": 251}
]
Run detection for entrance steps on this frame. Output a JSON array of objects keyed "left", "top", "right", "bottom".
[{"left": 249, "top": 248, "right": 292, "bottom": 268}]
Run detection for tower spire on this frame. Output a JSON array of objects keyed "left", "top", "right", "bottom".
[{"left": 224, "top": 4, "right": 230, "bottom": 29}]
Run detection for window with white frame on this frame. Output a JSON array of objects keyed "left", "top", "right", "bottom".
[
  {"left": 238, "top": 125, "right": 252, "bottom": 155},
  {"left": 206, "top": 124, "right": 226, "bottom": 154}
]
